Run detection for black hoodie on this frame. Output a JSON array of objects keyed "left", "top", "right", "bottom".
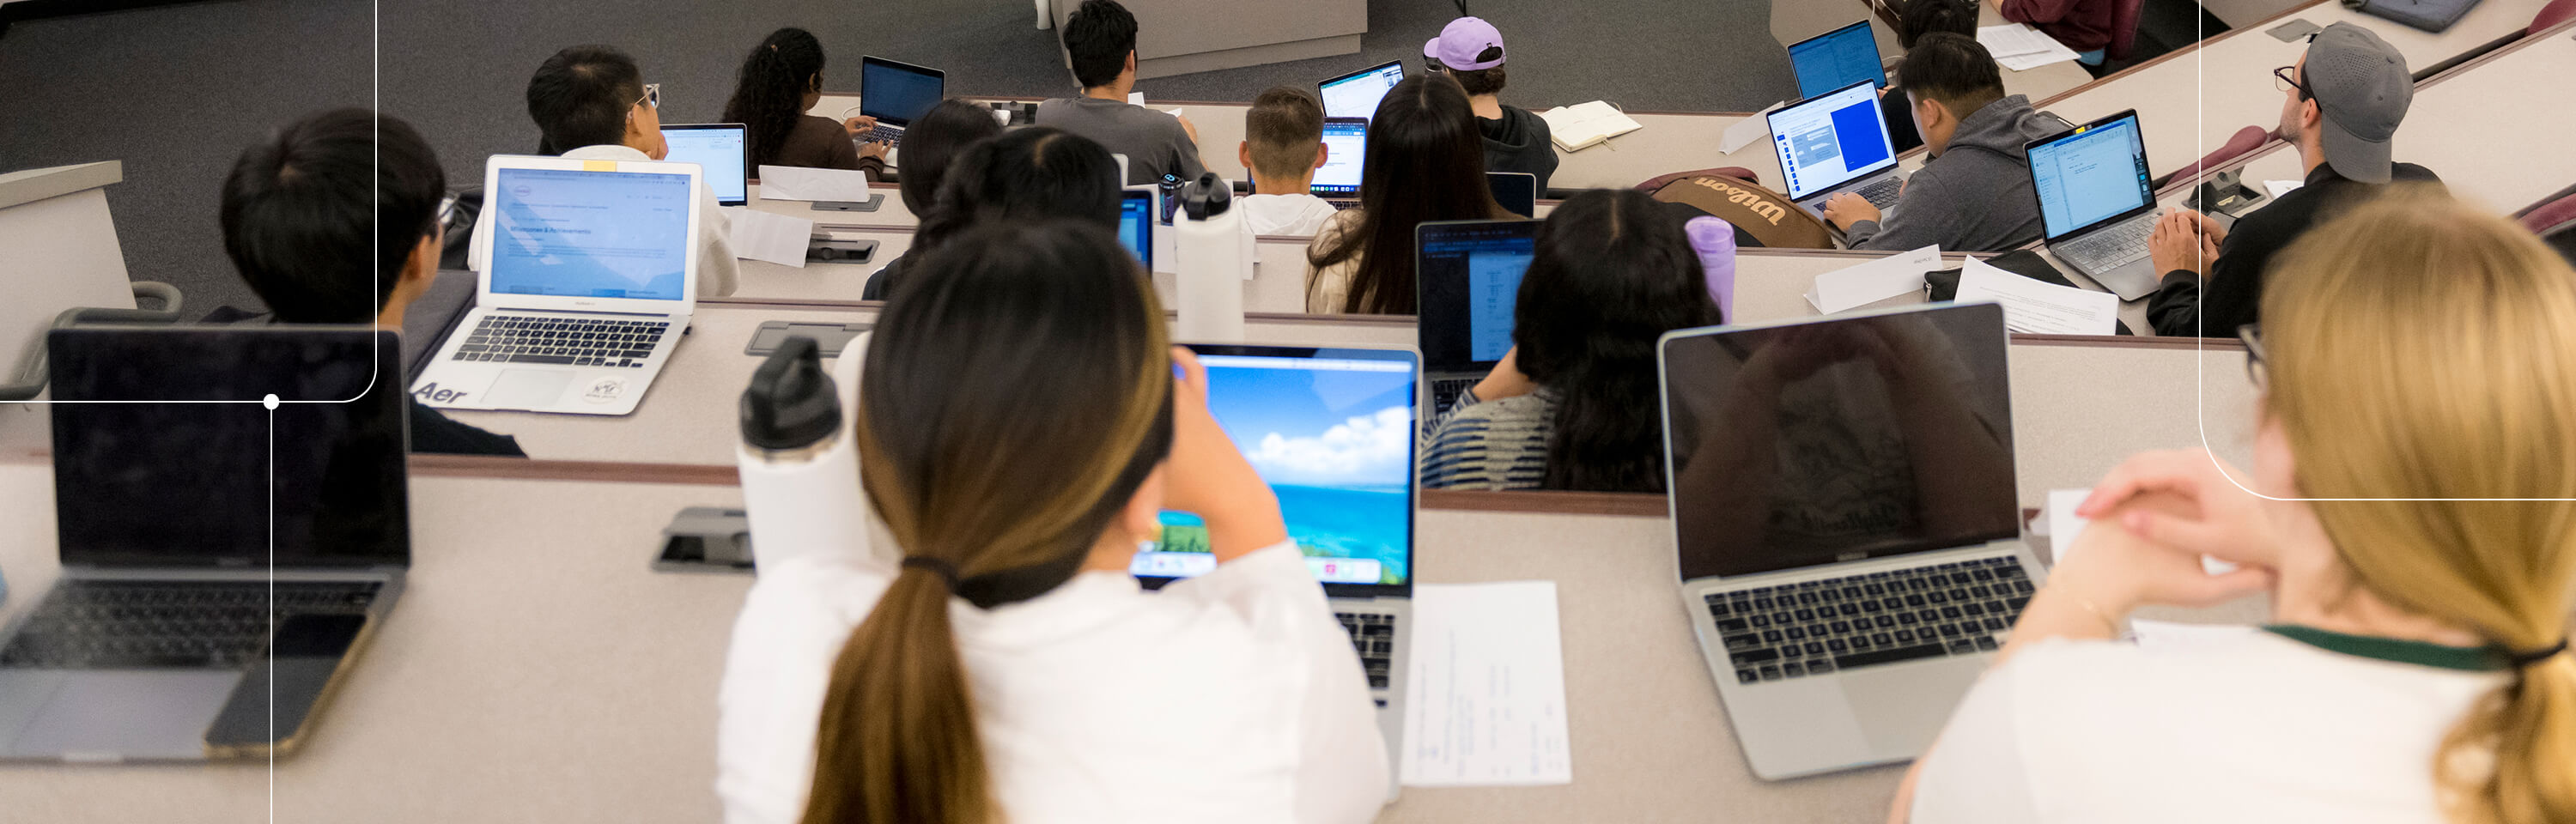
[{"left": 1480, "top": 105, "right": 1560, "bottom": 193}]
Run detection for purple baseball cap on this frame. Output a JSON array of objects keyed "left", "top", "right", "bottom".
[{"left": 1424, "top": 17, "right": 1506, "bottom": 71}]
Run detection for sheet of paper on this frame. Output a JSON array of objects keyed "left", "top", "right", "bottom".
[
  {"left": 726, "top": 207, "right": 813, "bottom": 268},
  {"left": 1718, "top": 101, "right": 1786, "bottom": 154},
  {"left": 1952, "top": 257, "right": 2119, "bottom": 335},
  {"left": 1400, "top": 581, "right": 1572, "bottom": 787},
  {"left": 756, "top": 165, "right": 872, "bottom": 202},
  {"left": 2048, "top": 485, "right": 2242, "bottom": 575},
  {"left": 2129, "top": 618, "right": 2257, "bottom": 650},
  {"left": 2263, "top": 179, "right": 2305, "bottom": 200},
  {"left": 1127, "top": 91, "right": 1145, "bottom": 106},
  {"left": 1805, "top": 244, "right": 1940, "bottom": 313},
  {"left": 1980, "top": 23, "right": 2082, "bottom": 70}
]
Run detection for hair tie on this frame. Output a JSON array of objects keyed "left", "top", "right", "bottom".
[
  {"left": 900, "top": 556, "right": 960, "bottom": 591},
  {"left": 2506, "top": 639, "right": 2568, "bottom": 669}
]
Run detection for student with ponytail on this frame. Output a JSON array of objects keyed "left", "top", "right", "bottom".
[
  {"left": 1898, "top": 188, "right": 2576, "bottom": 824},
  {"left": 720, "top": 27, "right": 890, "bottom": 175},
  {"left": 715, "top": 219, "right": 1390, "bottom": 824}
]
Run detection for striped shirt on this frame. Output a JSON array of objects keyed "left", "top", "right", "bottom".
[{"left": 1419, "top": 387, "right": 1558, "bottom": 491}]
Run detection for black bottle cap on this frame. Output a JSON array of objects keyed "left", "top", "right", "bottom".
[
  {"left": 1181, "top": 172, "right": 1233, "bottom": 221},
  {"left": 739, "top": 336, "right": 841, "bottom": 451}
]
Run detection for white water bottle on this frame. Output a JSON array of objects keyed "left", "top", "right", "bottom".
[
  {"left": 735, "top": 336, "right": 872, "bottom": 570},
  {"left": 1173, "top": 173, "right": 1248, "bottom": 342}
]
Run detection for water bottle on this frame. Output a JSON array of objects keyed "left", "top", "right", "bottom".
[
  {"left": 1686, "top": 216, "right": 1739, "bottom": 322},
  {"left": 1174, "top": 173, "right": 1248, "bottom": 342},
  {"left": 736, "top": 336, "right": 871, "bottom": 569}
]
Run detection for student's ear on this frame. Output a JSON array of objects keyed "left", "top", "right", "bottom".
[
  {"left": 1120, "top": 465, "right": 1167, "bottom": 543},
  {"left": 1239, "top": 141, "right": 1255, "bottom": 171},
  {"left": 1314, "top": 141, "right": 1328, "bottom": 172},
  {"left": 404, "top": 227, "right": 442, "bottom": 288},
  {"left": 1124, "top": 51, "right": 1138, "bottom": 76}
]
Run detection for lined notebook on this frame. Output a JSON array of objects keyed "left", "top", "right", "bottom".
[{"left": 1540, "top": 101, "right": 1643, "bottom": 152}]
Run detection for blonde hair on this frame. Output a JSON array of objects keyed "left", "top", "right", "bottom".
[{"left": 2262, "top": 187, "right": 2576, "bottom": 824}]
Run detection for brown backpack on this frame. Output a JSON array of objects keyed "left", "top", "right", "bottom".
[{"left": 1643, "top": 173, "right": 1836, "bottom": 250}]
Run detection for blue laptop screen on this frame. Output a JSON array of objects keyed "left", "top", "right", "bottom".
[
  {"left": 1417, "top": 221, "right": 1541, "bottom": 371},
  {"left": 489, "top": 167, "right": 692, "bottom": 301},
  {"left": 1309, "top": 118, "right": 1370, "bottom": 196},
  {"left": 1319, "top": 61, "right": 1405, "bottom": 120},
  {"left": 1768, "top": 82, "right": 1899, "bottom": 201},
  {"left": 860, "top": 58, "right": 944, "bottom": 124},
  {"left": 1118, "top": 191, "right": 1153, "bottom": 269},
  {"left": 1789, "top": 21, "right": 1889, "bottom": 99},
  {"left": 1133, "top": 349, "right": 1417, "bottom": 589},
  {"left": 2029, "top": 115, "right": 2154, "bottom": 239},
  {"left": 660, "top": 125, "right": 747, "bottom": 205}
]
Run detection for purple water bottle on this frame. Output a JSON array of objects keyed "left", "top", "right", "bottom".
[{"left": 1686, "top": 216, "right": 1737, "bottom": 321}]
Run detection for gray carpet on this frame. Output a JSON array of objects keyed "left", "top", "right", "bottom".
[{"left": 4, "top": 0, "right": 1796, "bottom": 315}]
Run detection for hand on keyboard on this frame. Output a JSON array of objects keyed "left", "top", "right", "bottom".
[
  {"left": 841, "top": 115, "right": 877, "bottom": 139},
  {"left": 1821, "top": 191, "right": 1880, "bottom": 231}
]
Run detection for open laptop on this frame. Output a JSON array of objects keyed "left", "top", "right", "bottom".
[
  {"left": 856, "top": 56, "right": 945, "bottom": 148},
  {"left": 1415, "top": 220, "right": 1542, "bottom": 416},
  {"left": 2026, "top": 110, "right": 2163, "bottom": 300},
  {"left": 1657, "top": 302, "right": 2045, "bottom": 779},
  {"left": 0, "top": 326, "right": 408, "bottom": 760},
  {"left": 1319, "top": 60, "right": 1406, "bottom": 120},
  {"left": 1117, "top": 187, "right": 1154, "bottom": 270},
  {"left": 661, "top": 123, "right": 748, "bottom": 207},
  {"left": 1309, "top": 116, "right": 1370, "bottom": 203},
  {"left": 410, "top": 154, "right": 701, "bottom": 416},
  {"left": 1788, "top": 21, "right": 1890, "bottom": 100},
  {"left": 1132, "top": 343, "right": 1418, "bottom": 773},
  {"left": 1767, "top": 80, "right": 1905, "bottom": 221},
  {"left": 1486, "top": 172, "right": 1538, "bottom": 218}
]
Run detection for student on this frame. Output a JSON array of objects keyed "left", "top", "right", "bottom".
[
  {"left": 1994, "top": 0, "right": 2117, "bottom": 67},
  {"left": 1419, "top": 190, "right": 1722, "bottom": 492},
  {"left": 1236, "top": 86, "right": 1340, "bottom": 236},
  {"left": 854, "top": 99, "right": 1005, "bottom": 300},
  {"left": 1037, "top": 0, "right": 1206, "bottom": 186},
  {"left": 716, "top": 219, "right": 1389, "bottom": 824},
  {"left": 1886, "top": 0, "right": 1979, "bottom": 154},
  {"left": 863, "top": 127, "right": 1122, "bottom": 300},
  {"left": 221, "top": 108, "right": 523, "bottom": 457},
  {"left": 1306, "top": 74, "right": 1515, "bottom": 315},
  {"left": 720, "top": 27, "right": 890, "bottom": 176},
  {"left": 475, "top": 45, "right": 739, "bottom": 296},
  {"left": 2145, "top": 23, "right": 2435, "bottom": 338},
  {"left": 1824, "top": 33, "right": 2056, "bottom": 253},
  {"left": 1424, "top": 16, "right": 1558, "bottom": 193},
  {"left": 1899, "top": 192, "right": 2576, "bottom": 824}
]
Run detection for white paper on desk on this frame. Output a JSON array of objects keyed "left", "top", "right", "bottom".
[
  {"left": 1805, "top": 244, "right": 1940, "bottom": 313},
  {"left": 726, "top": 206, "right": 812, "bottom": 268},
  {"left": 2263, "top": 179, "right": 2305, "bottom": 200},
  {"left": 1400, "top": 581, "right": 1572, "bottom": 787},
  {"left": 756, "top": 166, "right": 872, "bottom": 202},
  {"left": 1953, "top": 258, "right": 2118, "bottom": 335},
  {"left": 2047, "top": 485, "right": 2242, "bottom": 575},
  {"left": 1980, "top": 23, "right": 2081, "bottom": 70},
  {"left": 1719, "top": 101, "right": 1785, "bottom": 154},
  {"left": 2129, "top": 618, "right": 2257, "bottom": 650},
  {"left": 1128, "top": 91, "right": 1145, "bottom": 106}
]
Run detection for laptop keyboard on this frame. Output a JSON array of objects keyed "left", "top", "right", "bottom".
[
  {"left": 1335, "top": 611, "right": 1397, "bottom": 706},
  {"left": 856, "top": 124, "right": 906, "bottom": 146},
  {"left": 1430, "top": 376, "right": 1476, "bottom": 416},
  {"left": 2059, "top": 216, "right": 2155, "bottom": 271},
  {"left": 452, "top": 314, "right": 671, "bottom": 368},
  {"left": 1709, "top": 556, "right": 2033, "bottom": 684},
  {"left": 0, "top": 580, "right": 380, "bottom": 670},
  {"left": 1850, "top": 176, "right": 1904, "bottom": 210}
]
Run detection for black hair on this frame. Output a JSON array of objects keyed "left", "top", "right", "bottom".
[
  {"left": 721, "top": 27, "right": 825, "bottom": 167},
  {"left": 1898, "top": 0, "right": 1978, "bottom": 49},
  {"left": 1896, "top": 32, "right": 2004, "bottom": 116},
  {"left": 1511, "top": 189, "right": 1722, "bottom": 493},
  {"left": 221, "top": 108, "right": 446, "bottom": 324},
  {"left": 1307, "top": 74, "right": 1507, "bottom": 314},
  {"left": 899, "top": 128, "right": 1122, "bottom": 294},
  {"left": 896, "top": 99, "right": 1008, "bottom": 215},
  {"left": 527, "top": 45, "right": 643, "bottom": 155},
  {"left": 1061, "top": 0, "right": 1139, "bottom": 89}
]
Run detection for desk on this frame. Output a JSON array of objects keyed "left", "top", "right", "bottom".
[{"left": 1728, "top": 248, "right": 2154, "bottom": 334}]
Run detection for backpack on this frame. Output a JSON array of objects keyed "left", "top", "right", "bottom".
[{"left": 1644, "top": 174, "right": 1837, "bottom": 250}]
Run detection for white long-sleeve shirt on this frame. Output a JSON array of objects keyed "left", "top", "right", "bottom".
[{"left": 469, "top": 143, "right": 739, "bottom": 297}]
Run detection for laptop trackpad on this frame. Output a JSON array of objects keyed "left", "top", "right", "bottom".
[
  {"left": 1841, "top": 657, "right": 1985, "bottom": 757},
  {"left": 9, "top": 670, "right": 240, "bottom": 760},
  {"left": 485, "top": 369, "right": 574, "bottom": 408}
]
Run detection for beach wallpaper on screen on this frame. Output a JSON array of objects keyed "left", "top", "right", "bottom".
[{"left": 1157, "top": 360, "right": 1413, "bottom": 585}]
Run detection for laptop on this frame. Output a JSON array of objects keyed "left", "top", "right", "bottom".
[
  {"left": 1117, "top": 187, "right": 1154, "bottom": 270},
  {"left": 0, "top": 326, "right": 409, "bottom": 760},
  {"left": 1132, "top": 343, "right": 1419, "bottom": 773},
  {"left": 1788, "top": 21, "right": 1890, "bottom": 100},
  {"left": 856, "top": 56, "right": 945, "bottom": 147},
  {"left": 660, "top": 123, "right": 748, "bottom": 207},
  {"left": 1767, "top": 80, "right": 1905, "bottom": 221},
  {"left": 1309, "top": 116, "right": 1370, "bottom": 201},
  {"left": 410, "top": 154, "right": 702, "bottom": 416},
  {"left": 1319, "top": 60, "right": 1406, "bottom": 120},
  {"left": 1415, "top": 220, "right": 1542, "bottom": 416},
  {"left": 1656, "top": 302, "right": 2045, "bottom": 780},
  {"left": 2026, "top": 110, "right": 2163, "bottom": 300},
  {"left": 1486, "top": 172, "right": 1538, "bottom": 218}
]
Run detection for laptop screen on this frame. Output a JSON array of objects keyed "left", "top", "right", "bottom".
[
  {"left": 1417, "top": 220, "right": 1542, "bottom": 373},
  {"left": 1660, "top": 303, "right": 2019, "bottom": 580},
  {"left": 661, "top": 124, "right": 747, "bottom": 206},
  {"left": 1789, "top": 21, "right": 1889, "bottom": 99},
  {"left": 488, "top": 166, "right": 694, "bottom": 302},
  {"left": 860, "top": 57, "right": 945, "bottom": 125},
  {"left": 1319, "top": 61, "right": 1405, "bottom": 120},
  {"left": 1118, "top": 189, "right": 1153, "bottom": 269},
  {"left": 2029, "top": 112, "right": 2154, "bottom": 240},
  {"left": 1487, "top": 172, "right": 1538, "bottom": 218},
  {"left": 1309, "top": 117, "right": 1370, "bottom": 197},
  {"left": 1133, "top": 346, "right": 1418, "bottom": 597},
  {"left": 48, "top": 327, "right": 410, "bottom": 568},
  {"left": 1767, "top": 81, "right": 1899, "bottom": 201}
]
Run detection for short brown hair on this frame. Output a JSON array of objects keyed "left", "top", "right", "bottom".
[
  {"left": 1450, "top": 64, "right": 1506, "bottom": 96},
  {"left": 1244, "top": 85, "right": 1324, "bottom": 179}
]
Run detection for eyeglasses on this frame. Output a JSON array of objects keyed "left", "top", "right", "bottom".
[
  {"left": 2270, "top": 66, "right": 2311, "bottom": 101},
  {"left": 634, "top": 82, "right": 660, "bottom": 111},
  {"left": 2238, "top": 324, "right": 2268, "bottom": 388}
]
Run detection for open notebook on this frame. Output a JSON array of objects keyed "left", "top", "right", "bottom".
[{"left": 1540, "top": 101, "right": 1643, "bottom": 152}]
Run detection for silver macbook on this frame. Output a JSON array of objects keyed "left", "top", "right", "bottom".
[
  {"left": 1767, "top": 80, "right": 1905, "bottom": 221},
  {"left": 660, "top": 123, "right": 748, "bottom": 206},
  {"left": 1413, "top": 220, "right": 1540, "bottom": 417},
  {"left": 1318, "top": 60, "right": 1405, "bottom": 120},
  {"left": 1657, "top": 302, "right": 2047, "bottom": 779},
  {"left": 856, "top": 56, "right": 945, "bottom": 148},
  {"left": 411, "top": 154, "right": 702, "bottom": 416},
  {"left": 2027, "top": 110, "right": 2163, "bottom": 300}
]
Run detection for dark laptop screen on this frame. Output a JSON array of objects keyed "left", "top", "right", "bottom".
[
  {"left": 860, "top": 57, "right": 945, "bottom": 125},
  {"left": 47, "top": 327, "right": 410, "bottom": 568},
  {"left": 1416, "top": 220, "right": 1542, "bottom": 374},
  {"left": 1660, "top": 304, "right": 2018, "bottom": 579},
  {"left": 1788, "top": 21, "right": 1888, "bottom": 99}
]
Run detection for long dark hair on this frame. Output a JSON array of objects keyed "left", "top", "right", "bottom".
[
  {"left": 1512, "top": 190, "right": 1723, "bottom": 492},
  {"left": 722, "top": 27, "right": 827, "bottom": 168},
  {"left": 1307, "top": 74, "right": 1506, "bottom": 315},
  {"left": 896, "top": 99, "right": 1007, "bottom": 214},
  {"left": 805, "top": 219, "right": 1175, "bottom": 824},
  {"left": 912, "top": 127, "right": 1121, "bottom": 257}
]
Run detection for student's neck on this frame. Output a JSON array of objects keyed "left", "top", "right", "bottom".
[
  {"left": 375, "top": 305, "right": 406, "bottom": 330},
  {"left": 1469, "top": 94, "right": 1504, "bottom": 120},
  {"left": 1082, "top": 77, "right": 1134, "bottom": 102},
  {"left": 2269, "top": 536, "right": 2483, "bottom": 647},
  {"left": 1252, "top": 173, "right": 1313, "bottom": 197},
  {"left": 2299, "top": 139, "right": 2328, "bottom": 177}
]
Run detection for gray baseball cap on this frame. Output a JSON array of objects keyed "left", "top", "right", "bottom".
[{"left": 2302, "top": 22, "right": 2412, "bottom": 184}]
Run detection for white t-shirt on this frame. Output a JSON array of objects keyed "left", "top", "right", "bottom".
[
  {"left": 468, "top": 143, "right": 740, "bottom": 297},
  {"left": 716, "top": 539, "right": 1390, "bottom": 824},
  {"left": 1239, "top": 193, "right": 1340, "bottom": 237},
  {"left": 1910, "top": 631, "right": 2510, "bottom": 824}
]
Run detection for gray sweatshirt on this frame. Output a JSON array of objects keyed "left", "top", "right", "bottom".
[{"left": 1845, "top": 95, "right": 2063, "bottom": 253}]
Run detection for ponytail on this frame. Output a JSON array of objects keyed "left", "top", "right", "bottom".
[
  {"left": 723, "top": 27, "right": 826, "bottom": 168},
  {"left": 800, "top": 565, "right": 993, "bottom": 824},
  {"left": 2434, "top": 644, "right": 2576, "bottom": 824}
]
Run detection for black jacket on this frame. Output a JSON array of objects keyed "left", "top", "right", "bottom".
[
  {"left": 859, "top": 251, "right": 913, "bottom": 301},
  {"left": 1479, "top": 105, "right": 1560, "bottom": 193},
  {"left": 2146, "top": 162, "right": 2441, "bottom": 337}
]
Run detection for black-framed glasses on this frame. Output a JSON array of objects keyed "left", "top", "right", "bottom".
[
  {"left": 2238, "top": 324, "right": 2268, "bottom": 387},
  {"left": 2271, "top": 66, "right": 2311, "bottom": 101}
]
